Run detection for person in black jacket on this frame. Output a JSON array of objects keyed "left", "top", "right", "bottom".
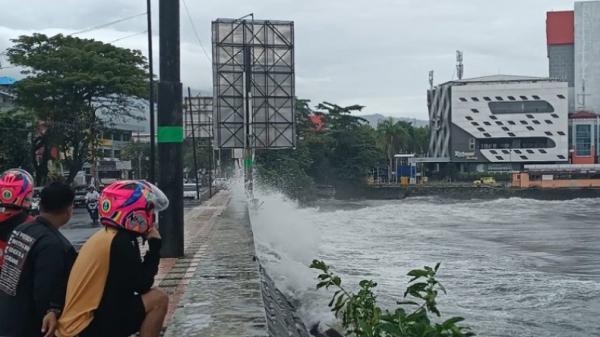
[
  {"left": 0, "top": 169, "right": 35, "bottom": 269},
  {"left": 0, "top": 181, "right": 76, "bottom": 337},
  {"left": 57, "top": 180, "right": 169, "bottom": 337}
]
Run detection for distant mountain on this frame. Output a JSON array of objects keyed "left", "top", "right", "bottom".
[{"left": 358, "top": 114, "right": 429, "bottom": 128}]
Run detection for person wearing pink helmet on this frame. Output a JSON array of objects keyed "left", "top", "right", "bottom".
[
  {"left": 0, "top": 169, "right": 35, "bottom": 269},
  {"left": 57, "top": 180, "right": 169, "bottom": 337}
]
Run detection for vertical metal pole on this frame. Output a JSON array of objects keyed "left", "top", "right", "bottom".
[
  {"left": 158, "top": 0, "right": 183, "bottom": 257},
  {"left": 187, "top": 87, "right": 200, "bottom": 200},
  {"left": 243, "top": 20, "right": 254, "bottom": 196},
  {"left": 209, "top": 137, "right": 213, "bottom": 198},
  {"left": 147, "top": 0, "right": 156, "bottom": 183}
]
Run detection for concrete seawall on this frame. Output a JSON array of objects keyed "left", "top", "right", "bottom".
[{"left": 164, "top": 193, "right": 309, "bottom": 337}]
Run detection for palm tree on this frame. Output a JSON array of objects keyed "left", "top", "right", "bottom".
[{"left": 376, "top": 118, "right": 409, "bottom": 182}]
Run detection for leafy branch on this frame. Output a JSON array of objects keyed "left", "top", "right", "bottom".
[{"left": 310, "top": 260, "right": 474, "bottom": 337}]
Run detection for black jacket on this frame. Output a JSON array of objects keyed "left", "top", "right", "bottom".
[
  {"left": 0, "top": 212, "right": 32, "bottom": 268},
  {"left": 0, "top": 217, "right": 76, "bottom": 337}
]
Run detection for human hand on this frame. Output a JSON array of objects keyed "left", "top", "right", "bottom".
[
  {"left": 41, "top": 310, "right": 58, "bottom": 337},
  {"left": 147, "top": 228, "right": 161, "bottom": 240}
]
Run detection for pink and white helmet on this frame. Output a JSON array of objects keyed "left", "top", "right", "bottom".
[
  {"left": 0, "top": 169, "right": 34, "bottom": 210},
  {"left": 98, "top": 180, "right": 169, "bottom": 234}
]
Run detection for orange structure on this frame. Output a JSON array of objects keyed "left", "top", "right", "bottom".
[{"left": 512, "top": 164, "right": 600, "bottom": 188}]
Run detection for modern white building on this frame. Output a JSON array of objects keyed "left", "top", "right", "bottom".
[
  {"left": 428, "top": 75, "right": 569, "bottom": 172},
  {"left": 574, "top": 1, "right": 600, "bottom": 113}
]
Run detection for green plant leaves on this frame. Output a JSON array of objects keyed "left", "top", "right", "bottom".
[{"left": 311, "top": 260, "right": 475, "bottom": 337}]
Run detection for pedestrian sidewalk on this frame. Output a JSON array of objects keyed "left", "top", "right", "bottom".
[
  {"left": 154, "top": 190, "right": 232, "bottom": 329},
  {"left": 161, "top": 192, "right": 269, "bottom": 337}
]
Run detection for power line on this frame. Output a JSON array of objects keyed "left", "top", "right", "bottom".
[
  {"left": 71, "top": 12, "right": 147, "bottom": 36},
  {"left": 181, "top": 0, "right": 211, "bottom": 63},
  {"left": 109, "top": 30, "right": 148, "bottom": 44}
]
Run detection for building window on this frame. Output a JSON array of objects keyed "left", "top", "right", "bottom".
[
  {"left": 490, "top": 150, "right": 498, "bottom": 154},
  {"left": 557, "top": 94, "right": 566, "bottom": 99},
  {"left": 495, "top": 96, "right": 504, "bottom": 101},
  {"left": 508, "top": 121, "right": 516, "bottom": 125},
  {"left": 539, "top": 149, "right": 547, "bottom": 154},
  {"left": 469, "top": 138, "right": 476, "bottom": 150},
  {"left": 514, "top": 150, "right": 522, "bottom": 154},
  {"left": 477, "top": 127, "right": 486, "bottom": 132},
  {"left": 502, "top": 150, "right": 510, "bottom": 154},
  {"left": 495, "top": 121, "right": 503, "bottom": 125},
  {"left": 483, "top": 96, "right": 491, "bottom": 101},
  {"left": 471, "top": 97, "right": 479, "bottom": 102},
  {"left": 484, "top": 121, "right": 491, "bottom": 126},
  {"left": 508, "top": 132, "right": 516, "bottom": 137},
  {"left": 459, "top": 97, "right": 468, "bottom": 102},
  {"left": 520, "top": 96, "right": 528, "bottom": 100},
  {"left": 526, "top": 149, "right": 535, "bottom": 154},
  {"left": 502, "top": 127, "right": 509, "bottom": 131},
  {"left": 466, "top": 116, "right": 473, "bottom": 121},
  {"left": 490, "top": 116, "right": 498, "bottom": 120},
  {"left": 520, "top": 155, "right": 528, "bottom": 160},
  {"left": 526, "top": 114, "right": 535, "bottom": 119},
  {"left": 575, "top": 124, "right": 592, "bottom": 156},
  {"left": 520, "top": 120, "right": 528, "bottom": 125},
  {"left": 483, "top": 133, "right": 492, "bottom": 138},
  {"left": 532, "top": 95, "right": 541, "bottom": 100},
  {"left": 545, "top": 120, "right": 553, "bottom": 124},
  {"left": 114, "top": 150, "right": 121, "bottom": 159},
  {"left": 551, "top": 114, "right": 559, "bottom": 118},
  {"left": 526, "top": 126, "right": 534, "bottom": 131},
  {"left": 471, "top": 108, "right": 479, "bottom": 113},
  {"left": 479, "top": 137, "right": 555, "bottom": 150},
  {"left": 496, "top": 156, "right": 504, "bottom": 160},
  {"left": 532, "top": 120, "right": 541, "bottom": 125},
  {"left": 545, "top": 131, "right": 553, "bottom": 136},
  {"left": 557, "top": 155, "right": 566, "bottom": 160},
  {"left": 489, "top": 101, "right": 554, "bottom": 114},
  {"left": 102, "top": 133, "right": 112, "bottom": 140},
  {"left": 557, "top": 131, "right": 566, "bottom": 136},
  {"left": 122, "top": 133, "right": 131, "bottom": 142},
  {"left": 471, "top": 122, "right": 480, "bottom": 126},
  {"left": 507, "top": 96, "right": 516, "bottom": 101}
]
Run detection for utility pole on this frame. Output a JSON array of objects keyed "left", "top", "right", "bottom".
[
  {"left": 186, "top": 87, "right": 200, "bottom": 200},
  {"left": 147, "top": 0, "right": 156, "bottom": 183},
  {"left": 158, "top": 0, "right": 183, "bottom": 257}
]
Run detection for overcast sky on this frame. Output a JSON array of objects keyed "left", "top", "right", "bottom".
[{"left": 0, "top": 0, "right": 577, "bottom": 119}]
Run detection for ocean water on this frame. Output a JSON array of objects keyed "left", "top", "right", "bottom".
[{"left": 249, "top": 189, "right": 600, "bottom": 337}]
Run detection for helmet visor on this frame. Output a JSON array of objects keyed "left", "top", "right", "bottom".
[{"left": 143, "top": 181, "right": 170, "bottom": 212}]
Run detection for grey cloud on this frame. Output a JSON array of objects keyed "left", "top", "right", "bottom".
[{"left": 0, "top": 0, "right": 577, "bottom": 118}]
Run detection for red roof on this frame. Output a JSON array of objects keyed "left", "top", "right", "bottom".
[
  {"left": 546, "top": 11, "right": 574, "bottom": 45},
  {"left": 569, "top": 111, "right": 600, "bottom": 119}
]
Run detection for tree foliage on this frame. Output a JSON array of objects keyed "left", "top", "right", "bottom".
[
  {"left": 255, "top": 98, "right": 431, "bottom": 201},
  {"left": 311, "top": 260, "right": 474, "bottom": 337},
  {"left": 7, "top": 33, "right": 148, "bottom": 183},
  {"left": 0, "top": 111, "right": 34, "bottom": 173}
]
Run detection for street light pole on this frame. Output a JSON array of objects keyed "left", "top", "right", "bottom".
[
  {"left": 157, "top": 0, "right": 184, "bottom": 257},
  {"left": 146, "top": 0, "right": 156, "bottom": 183}
]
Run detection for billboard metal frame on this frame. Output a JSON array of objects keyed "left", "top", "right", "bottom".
[
  {"left": 212, "top": 18, "right": 295, "bottom": 149},
  {"left": 184, "top": 96, "right": 213, "bottom": 140}
]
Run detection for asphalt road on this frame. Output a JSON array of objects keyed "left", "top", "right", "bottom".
[{"left": 61, "top": 197, "right": 205, "bottom": 249}]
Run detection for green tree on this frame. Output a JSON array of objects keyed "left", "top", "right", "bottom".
[
  {"left": 0, "top": 111, "right": 34, "bottom": 173},
  {"left": 7, "top": 33, "right": 148, "bottom": 183},
  {"left": 317, "top": 102, "right": 380, "bottom": 185}
]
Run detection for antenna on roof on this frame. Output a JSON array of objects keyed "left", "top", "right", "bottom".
[
  {"left": 428, "top": 70, "right": 434, "bottom": 89},
  {"left": 456, "top": 50, "right": 464, "bottom": 80}
]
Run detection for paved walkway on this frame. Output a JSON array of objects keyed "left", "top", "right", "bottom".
[
  {"left": 154, "top": 190, "right": 231, "bottom": 328},
  {"left": 163, "top": 193, "right": 268, "bottom": 337}
]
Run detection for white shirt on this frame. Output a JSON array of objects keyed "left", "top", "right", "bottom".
[{"left": 85, "top": 191, "right": 99, "bottom": 202}]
